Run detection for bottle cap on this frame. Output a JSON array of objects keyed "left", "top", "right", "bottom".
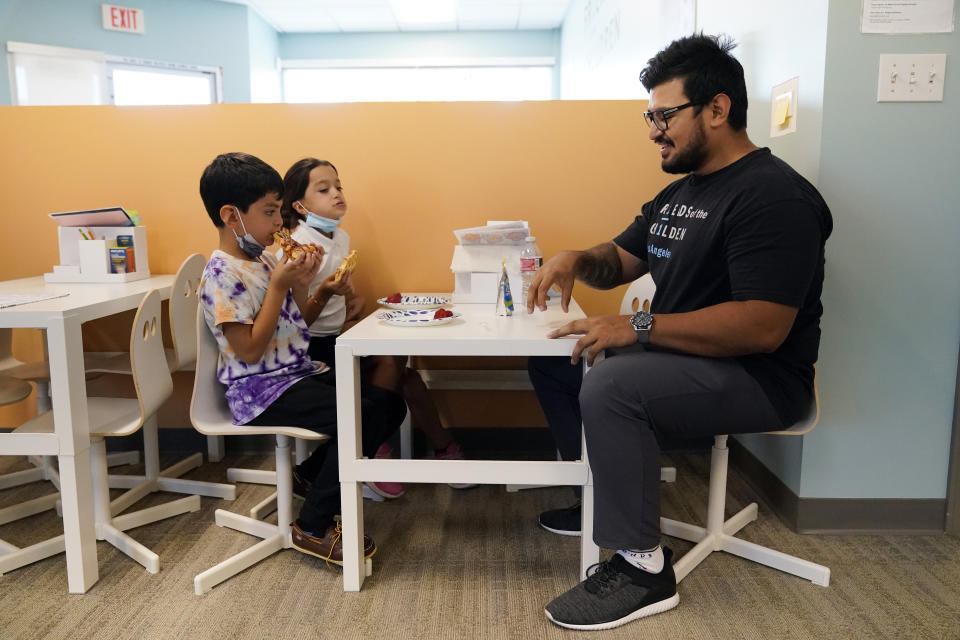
[{"left": 526, "top": 236, "right": 536, "bottom": 241}]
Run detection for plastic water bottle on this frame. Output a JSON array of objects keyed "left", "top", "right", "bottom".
[{"left": 520, "top": 236, "right": 542, "bottom": 306}]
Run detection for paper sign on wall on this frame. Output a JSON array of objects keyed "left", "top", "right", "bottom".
[
  {"left": 102, "top": 4, "right": 145, "bottom": 34},
  {"left": 861, "top": 0, "right": 955, "bottom": 34}
]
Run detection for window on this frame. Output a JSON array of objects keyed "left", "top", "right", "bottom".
[
  {"left": 108, "top": 58, "right": 220, "bottom": 106},
  {"left": 7, "top": 42, "right": 222, "bottom": 106},
  {"left": 8, "top": 42, "right": 108, "bottom": 106},
  {"left": 282, "top": 58, "right": 555, "bottom": 103}
]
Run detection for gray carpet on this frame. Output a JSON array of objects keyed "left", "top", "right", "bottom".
[{"left": 1, "top": 452, "right": 958, "bottom": 640}]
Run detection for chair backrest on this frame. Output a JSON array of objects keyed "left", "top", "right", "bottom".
[
  {"left": 130, "top": 290, "right": 174, "bottom": 422},
  {"left": 190, "top": 306, "right": 329, "bottom": 440},
  {"left": 620, "top": 273, "right": 656, "bottom": 315},
  {"left": 190, "top": 305, "right": 235, "bottom": 434},
  {"left": 167, "top": 253, "right": 206, "bottom": 371}
]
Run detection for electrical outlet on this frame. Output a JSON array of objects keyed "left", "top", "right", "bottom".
[{"left": 877, "top": 53, "right": 947, "bottom": 102}]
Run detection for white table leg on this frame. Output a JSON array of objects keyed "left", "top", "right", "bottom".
[
  {"left": 579, "top": 425, "right": 599, "bottom": 577},
  {"left": 336, "top": 344, "right": 365, "bottom": 591},
  {"left": 47, "top": 315, "right": 98, "bottom": 593}
]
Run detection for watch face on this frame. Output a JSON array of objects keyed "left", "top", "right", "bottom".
[{"left": 631, "top": 311, "right": 653, "bottom": 331}]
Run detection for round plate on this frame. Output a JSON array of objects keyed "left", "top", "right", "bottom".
[
  {"left": 376, "top": 309, "right": 461, "bottom": 327},
  {"left": 376, "top": 294, "right": 451, "bottom": 310}
]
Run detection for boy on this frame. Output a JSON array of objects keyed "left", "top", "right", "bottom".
[{"left": 198, "top": 152, "right": 406, "bottom": 563}]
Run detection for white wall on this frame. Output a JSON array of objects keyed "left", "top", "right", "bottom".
[
  {"left": 247, "top": 6, "right": 280, "bottom": 103},
  {"left": 559, "top": 0, "right": 694, "bottom": 99},
  {"left": 696, "top": 0, "right": 828, "bottom": 184}
]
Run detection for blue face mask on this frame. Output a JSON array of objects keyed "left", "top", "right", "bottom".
[
  {"left": 232, "top": 207, "right": 265, "bottom": 258},
  {"left": 299, "top": 202, "right": 342, "bottom": 233}
]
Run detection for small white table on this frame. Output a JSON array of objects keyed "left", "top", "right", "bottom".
[
  {"left": 335, "top": 297, "right": 599, "bottom": 591},
  {"left": 0, "top": 274, "right": 175, "bottom": 593}
]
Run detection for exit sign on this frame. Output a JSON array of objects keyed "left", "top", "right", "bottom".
[{"left": 102, "top": 4, "right": 144, "bottom": 34}]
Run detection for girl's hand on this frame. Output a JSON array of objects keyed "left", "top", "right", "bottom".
[
  {"left": 345, "top": 293, "right": 365, "bottom": 321},
  {"left": 319, "top": 270, "right": 353, "bottom": 297}
]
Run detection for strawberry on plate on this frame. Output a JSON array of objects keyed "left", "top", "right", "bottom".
[{"left": 385, "top": 292, "right": 402, "bottom": 304}]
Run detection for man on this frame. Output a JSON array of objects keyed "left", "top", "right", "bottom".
[{"left": 526, "top": 34, "right": 833, "bottom": 631}]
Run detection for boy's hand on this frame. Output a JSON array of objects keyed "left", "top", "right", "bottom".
[{"left": 272, "top": 251, "right": 320, "bottom": 291}]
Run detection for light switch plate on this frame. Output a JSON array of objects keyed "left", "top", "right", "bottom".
[
  {"left": 770, "top": 76, "right": 799, "bottom": 138},
  {"left": 877, "top": 53, "right": 947, "bottom": 102}
]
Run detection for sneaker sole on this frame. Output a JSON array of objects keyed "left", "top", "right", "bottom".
[
  {"left": 544, "top": 592, "right": 679, "bottom": 631},
  {"left": 539, "top": 522, "right": 581, "bottom": 537}
]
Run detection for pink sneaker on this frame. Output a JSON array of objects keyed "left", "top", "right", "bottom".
[
  {"left": 434, "top": 442, "right": 476, "bottom": 489},
  {"left": 366, "top": 443, "right": 404, "bottom": 499}
]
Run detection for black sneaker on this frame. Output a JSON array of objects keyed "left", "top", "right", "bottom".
[
  {"left": 292, "top": 468, "right": 311, "bottom": 500},
  {"left": 544, "top": 549, "right": 679, "bottom": 631},
  {"left": 538, "top": 501, "right": 581, "bottom": 536}
]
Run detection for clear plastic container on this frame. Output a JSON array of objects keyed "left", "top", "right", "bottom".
[{"left": 519, "top": 236, "right": 542, "bottom": 306}]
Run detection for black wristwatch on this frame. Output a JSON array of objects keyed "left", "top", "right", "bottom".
[{"left": 629, "top": 310, "right": 654, "bottom": 344}]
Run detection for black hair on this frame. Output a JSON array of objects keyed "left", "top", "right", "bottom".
[
  {"left": 639, "top": 33, "right": 748, "bottom": 131},
  {"left": 280, "top": 158, "right": 338, "bottom": 229},
  {"left": 199, "top": 152, "right": 284, "bottom": 227}
]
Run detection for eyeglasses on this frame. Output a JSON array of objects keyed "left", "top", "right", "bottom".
[{"left": 643, "top": 102, "right": 702, "bottom": 132}]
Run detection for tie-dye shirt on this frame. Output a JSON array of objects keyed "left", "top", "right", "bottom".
[{"left": 199, "top": 250, "right": 325, "bottom": 425}]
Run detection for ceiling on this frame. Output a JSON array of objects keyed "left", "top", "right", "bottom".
[{"left": 219, "top": 0, "right": 574, "bottom": 33}]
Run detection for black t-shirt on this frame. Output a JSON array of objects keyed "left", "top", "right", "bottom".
[{"left": 614, "top": 148, "right": 833, "bottom": 424}]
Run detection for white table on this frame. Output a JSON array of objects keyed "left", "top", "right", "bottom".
[
  {"left": 0, "top": 274, "right": 175, "bottom": 593},
  {"left": 335, "top": 297, "right": 599, "bottom": 591}
]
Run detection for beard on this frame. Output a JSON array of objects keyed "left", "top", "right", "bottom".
[{"left": 658, "top": 118, "right": 708, "bottom": 174}]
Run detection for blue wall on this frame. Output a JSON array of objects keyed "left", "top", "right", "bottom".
[
  {"left": 0, "top": 0, "right": 254, "bottom": 104},
  {"left": 803, "top": 1, "right": 960, "bottom": 499}
]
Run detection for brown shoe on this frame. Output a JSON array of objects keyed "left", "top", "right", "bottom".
[{"left": 291, "top": 519, "right": 376, "bottom": 565}]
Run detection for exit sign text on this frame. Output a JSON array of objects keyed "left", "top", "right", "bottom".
[{"left": 102, "top": 4, "right": 144, "bottom": 34}]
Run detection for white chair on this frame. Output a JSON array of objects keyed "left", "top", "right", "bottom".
[
  {"left": 660, "top": 377, "right": 830, "bottom": 587},
  {"left": 1, "top": 290, "right": 203, "bottom": 576},
  {"left": 189, "top": 306, "right": 356, "bottom": 595},
  {"left": 0, "top": 375, "right": 37, "bottom": 540},
  {"left": 0, "top": 331, "right": 138, "bottom": 527},
  {"left": 89, "top": 254, "right": 235, "bottom": 513}
]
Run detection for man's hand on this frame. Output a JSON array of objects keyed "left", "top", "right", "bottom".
[
  {"left": 548, "top": 315, "right": 637, "bottom": 366},
  {"left": 526, "top": 250, "right": 581, "bottom": 313}
]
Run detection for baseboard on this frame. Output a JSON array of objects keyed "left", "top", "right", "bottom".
[{"left": 730, "top": 440, "right": 946, "bottom": 534}]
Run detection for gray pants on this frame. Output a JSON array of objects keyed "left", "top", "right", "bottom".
[{"left": 579, "top": 347, "right": 784, "bottom": 550}]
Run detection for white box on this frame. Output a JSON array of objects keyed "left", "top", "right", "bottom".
[
  {"left": 45, "top": 225, "right": 150, "bottom": 283},
  {"left": 450, "top": 244, "right": 524, "bottom": 303}
]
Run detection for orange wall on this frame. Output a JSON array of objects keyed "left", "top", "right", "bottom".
[{"left": 0, "top": 101, "right": 672, "bottom": 428}]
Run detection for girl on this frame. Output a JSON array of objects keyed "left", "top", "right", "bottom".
[{"left": 280, "top": 158, "right": 472, "bottom": 500}]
